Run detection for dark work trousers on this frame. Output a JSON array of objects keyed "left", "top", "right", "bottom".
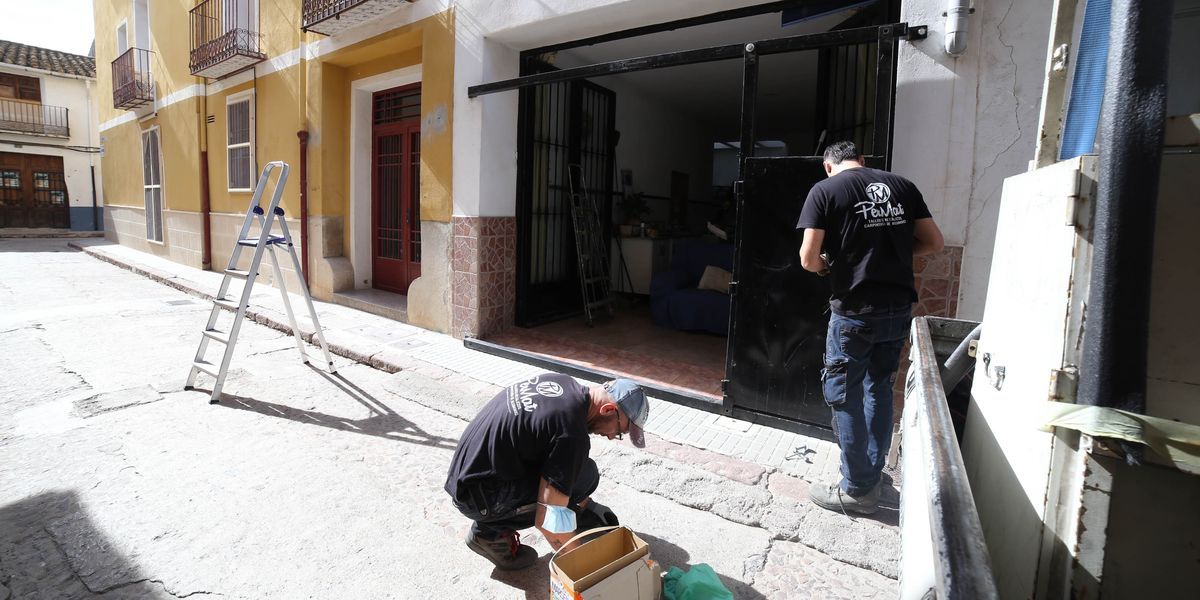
[
  {"left": 453, "top": 458, "right": 600, "bottom": 540},
  {"left": 822, "top": 304, "right": 913, "bottom": 497}
]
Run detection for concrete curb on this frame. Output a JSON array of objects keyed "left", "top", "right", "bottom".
[{"left": 67, "top": 241, "right": 411, "bottom": 374}]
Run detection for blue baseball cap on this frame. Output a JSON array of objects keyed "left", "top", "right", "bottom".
[{"left": 605, "top": 378, "right": 649, "bottom": 448}]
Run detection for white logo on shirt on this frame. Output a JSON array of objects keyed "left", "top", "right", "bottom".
[
  {"left": 855, "top": 182, "right": 906, "bottom": 227},
  {"left": 506, "top": 376, "right": 544, "bottom": 415},
  {"left": 536, "top": 381, "right": 564, "bottom": 397}
]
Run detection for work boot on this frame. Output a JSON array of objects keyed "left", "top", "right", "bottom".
[
  {"left": 808, "top": 480, "right": 880, "bottom": 515},
  {"left": 465, "top": 528, "right": 538, "bottom": 570}
]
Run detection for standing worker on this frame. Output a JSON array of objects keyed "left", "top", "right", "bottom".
[
  {"left": 445, "top": 373, "right": 650, "bottom": 569},
  {"left": 797, "top": 140, "right": 944, "bottom": 515}
]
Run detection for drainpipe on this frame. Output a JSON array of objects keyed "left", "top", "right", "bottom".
[
  {"left": 298, "top": 130, "right": 310, "bottom": 284},
  {"left": 944, "top": 0, "right": 972, "bottom": 56},
  {"left": 200, "top": 82, "right": 212, "bottom": 270},
  {"left": 90, "top": 165, "right": 99, "bottom": 231},
  {"left": 1076, "top": 0, "right": 1175, "bottom": 464}
]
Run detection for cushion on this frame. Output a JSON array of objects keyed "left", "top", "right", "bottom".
[{"left": 697, "top": 265, "right": 732, "bottom": 294}]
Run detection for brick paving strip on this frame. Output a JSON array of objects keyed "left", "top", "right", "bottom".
[{"left": 0, "top": 238, "right": 901, "bottom": 598}]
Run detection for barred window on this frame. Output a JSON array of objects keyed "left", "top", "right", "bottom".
[{"left": 227, "top": 93, "right": 254, "bottom": 191}]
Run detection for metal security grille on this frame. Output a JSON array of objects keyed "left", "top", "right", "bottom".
[
  {"left": 817, "top": 41, "right": 880, "bottom": 154},
  {"left": 516, "top": 75, "right": 616, "bottom": 325},
  {"left": 374, "top": 87, "right": 421, "bottom": 125},
  {"left": 529, "top": 81, "right": 571, "bottom": 286},
  {"left": 375, "top": 133, "right": 404, "bottom": 260}
]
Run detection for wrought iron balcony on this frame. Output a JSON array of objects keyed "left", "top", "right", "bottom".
[
  {"left": 0, "top": 98, "right": 69, "bottom": 138},
  {"left": 189, "top": 0, "right": 267, "bottom": 79},
  {"left": 302, "top": 0, "right": 417, "bottom": 36},
  {"left": 112, "top": 48, "right": 155, "bottom": 110}
]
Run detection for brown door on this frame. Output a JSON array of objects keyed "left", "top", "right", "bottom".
[
  {"left": 0, "top": 152, "right": 68, "bottom": 228},
  {"left": 371, "top": 85, "right": 421, "bottom": 294}
]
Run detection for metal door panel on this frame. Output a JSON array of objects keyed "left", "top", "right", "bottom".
[{"left": 724, "top": 156, "right": 831, "bottom": 425}]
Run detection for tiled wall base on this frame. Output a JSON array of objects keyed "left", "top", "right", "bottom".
[
  {"left": 451, "top": 216, "right": 516, "bottom": 338},
  {"left": 913, "top": 245, "right": 963, "bottom": 318},
  {"left": 105, "top": 206, "right": 203, "bottom": 268},
  {"left": 209, "top": 211, "right": 306, "bottom": 296},
  {"left": 891, "top": 245, "right": 967, "bottom": 409}
]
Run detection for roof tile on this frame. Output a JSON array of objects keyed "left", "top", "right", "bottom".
[{"left": 0, "top": 39, "right": 96, "bottom": 78}]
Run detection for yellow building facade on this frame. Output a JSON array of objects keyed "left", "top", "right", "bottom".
[{"left": 95, "top": 0, "right": 456, "bottom": 332}]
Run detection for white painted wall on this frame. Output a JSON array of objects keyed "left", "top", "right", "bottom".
[
  {"left": 0, "top": 65, "right": 103, "bottom": 226},
  {"left": 1167, "top": 0, "right": 1200, "bottom": 117},
  {"left": 893, "top": 0, "right": 1054, "bottom": 320}
]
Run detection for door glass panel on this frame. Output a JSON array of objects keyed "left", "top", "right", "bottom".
[{"left": 375, "top": 134, "right": 403, "bottom": 260}]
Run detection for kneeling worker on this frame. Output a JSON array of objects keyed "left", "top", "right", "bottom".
[{"left": 445, "top": 373, "right": 650, "bottom": 570}]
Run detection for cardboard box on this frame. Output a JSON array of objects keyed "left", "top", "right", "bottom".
[{"left": 549, "top": 527, "right": 661, "bottom": 600}]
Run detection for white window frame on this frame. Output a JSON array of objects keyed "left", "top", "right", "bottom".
[
  {"left": 141, "top": 126, "right": 164, "bottom": 243},
  {"left": 226, "top": 89, "right": 255, "bottom": 192}
]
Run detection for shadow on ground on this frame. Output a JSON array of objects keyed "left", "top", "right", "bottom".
[
  {"left": 213, "top": 370, "right": 458, "bottom": 450},
  {"left": 0, "top": 490, "right": 172, "bottom": 598}
]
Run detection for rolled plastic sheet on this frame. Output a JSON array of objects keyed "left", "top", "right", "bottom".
[{"left": 1040, "top": 403, "right": 1200, "bottom": 475}]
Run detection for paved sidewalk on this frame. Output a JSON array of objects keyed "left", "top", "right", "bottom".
[{"left": 0, "top": 238, "right": 901, "bottom": 598}]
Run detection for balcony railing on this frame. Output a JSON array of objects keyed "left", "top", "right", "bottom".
[
  {"left": 302, "top": 0, "right": 416, "bottom": 36},
  {"left": 189, "top": 0, "right": 266, "bottom": 79},
  {"left": 112, "top": 47, "right": 155, "bottom": 110},
  {"left": 0, "top": 99, "right": 69, "bottom": 138}
]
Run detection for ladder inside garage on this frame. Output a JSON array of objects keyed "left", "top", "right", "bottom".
[{"left": 185, "top": 161, "right": 335, "bottom": 403}]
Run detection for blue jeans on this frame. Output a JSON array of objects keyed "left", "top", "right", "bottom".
[{"left": 823, "top": 305, "right": 913, "bottom": 497}]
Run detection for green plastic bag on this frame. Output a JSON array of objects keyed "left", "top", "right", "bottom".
[{"left": 662, "top": 564, "right": 734, "bottom": 600}]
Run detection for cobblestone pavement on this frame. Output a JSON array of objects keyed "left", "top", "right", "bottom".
[{"left": 0, "top": 239, "right": 899, "bottom": 599}]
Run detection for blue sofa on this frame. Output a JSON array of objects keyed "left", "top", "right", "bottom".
[{"left": 649, "top": 239, "right": 736, "bottom": 335}]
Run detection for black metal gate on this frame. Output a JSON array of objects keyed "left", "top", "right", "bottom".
[
  {"left": 722, "top": 25, "right": 905, "bottom": 428},
  {"left": 469, "top": 17, "right": 923, "bottom": 430},
  {"left": 515, "top": 75, "right": 616, "bottom": 326}
]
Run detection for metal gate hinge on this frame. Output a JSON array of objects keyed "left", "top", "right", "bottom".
[
  {"left": 906, "top": 25, "right": 929, "bottom": 41},
  {"left": 728, "top": 280, "right": 738, "bottom": 295},
  {"left": 733, "top": 180, "right": 744, "bottom": 197},
  {"left": 1048, "top": 367, "right": 1078, "bottom": 403},
  {"left": 721, "top": 379, "right": 730, "bottom": 393}
]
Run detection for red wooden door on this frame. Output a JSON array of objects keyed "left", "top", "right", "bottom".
[{"left": 371, "top": 85, "right": 421, "bottom": 294}]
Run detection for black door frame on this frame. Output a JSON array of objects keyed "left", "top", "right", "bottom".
[{"left": 469, "top": 19, "right": 926, "bottom": 433}]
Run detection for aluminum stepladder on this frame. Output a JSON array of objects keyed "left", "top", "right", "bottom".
[
  {"left": 185, "top": 161, "right": 335, "bottom": 403},
  {"left": 566, "top": 164, "right": 615, "bottom": 326}
]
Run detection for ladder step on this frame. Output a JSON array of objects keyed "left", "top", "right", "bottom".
[
  {"left": 213, "top": 298, "right": 242, "bottom": 311},
  {"left": 584, "top": 276, "right": 608, "bottom": 284},
  {"left": 202, "top": 329, "right": 229, "bottom": 344},
  {"left": 224, "top": 268, "right": 251, "bottom": 280},
  {"left": 191, "top": 360, "right": 219, "bottom": 378},
  {"left": 237, "top": 235, "right": 286, "bottom": 247},
  {"left": 586, "top": 299, "right": 612, "bottom": 310}
]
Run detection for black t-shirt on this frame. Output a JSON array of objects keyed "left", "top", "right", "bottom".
[
  {"left": 796, "top": 167, "right": 931, "bottom": 313},
  {"left": 445, "top": 373, "right": 591, "bottom": 503}
]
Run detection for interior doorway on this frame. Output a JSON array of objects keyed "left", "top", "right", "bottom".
[
  {"left": 371, "top": 84, "right": 422, "bottom": 295},
  {"left": 470, "top": 0, "right": 916, "bottom": 431}
]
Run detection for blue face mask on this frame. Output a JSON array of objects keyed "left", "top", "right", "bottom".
[{"left": 540, "top": 503, "right": 577, "bottom": 534}]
